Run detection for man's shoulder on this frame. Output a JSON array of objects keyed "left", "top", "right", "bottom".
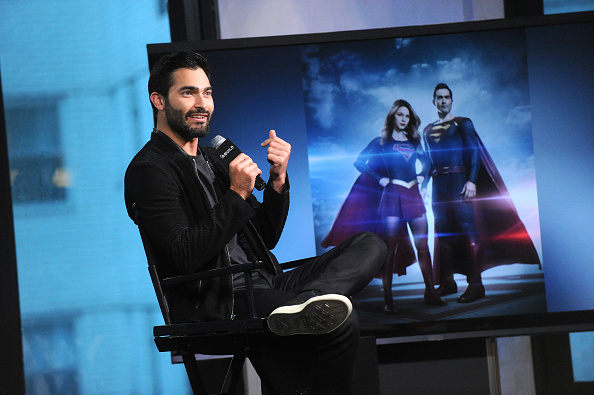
[
  {"left": 131, "top": 132, "right": 184, "bottom": 161},
  {"left": 126, "top": 133, "right": 189, "bottom": 182},
  {"left": 452, "top": 117, "right": 478, "bottom": 135},
  {"left": 453, "top": 116, "right": 471, "bottom": 123},
  {"left": 127, "top": 139, "right": 164, "bottom": 169}
]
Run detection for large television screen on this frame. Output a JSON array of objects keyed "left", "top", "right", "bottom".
[{"left": 147, "top": 11, "right": 594, "bottom": 342}]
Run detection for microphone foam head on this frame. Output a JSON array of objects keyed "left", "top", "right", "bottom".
[{"left": 211, "top": 135, "right": 226, "bottom": 148}]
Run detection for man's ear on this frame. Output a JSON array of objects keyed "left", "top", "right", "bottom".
[{"left": 150, "top": 92, "right": 165, "bottom": 110}]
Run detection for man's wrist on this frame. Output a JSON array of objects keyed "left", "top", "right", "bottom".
[
  {"left": 269, "top": 173, "right": 289, "bottom": 194},
  {"left": 271, "top": 178, "right": 286, "bottom": 193}
]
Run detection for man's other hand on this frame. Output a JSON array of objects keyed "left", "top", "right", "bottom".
[{"left": 261, "top": 130, "right": 291, "bottom": 193}]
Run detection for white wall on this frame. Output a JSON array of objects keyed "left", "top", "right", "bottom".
[{"left": 218, "top": 0, "right": 504, "bottom": 39}]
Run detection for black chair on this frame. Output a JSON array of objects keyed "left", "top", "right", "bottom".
[
  {"left": 135, "top": 208, "right": 380, "bottom": 394},
  {"left": 136, "top": 210, "right": 279, "bottom": 394}
]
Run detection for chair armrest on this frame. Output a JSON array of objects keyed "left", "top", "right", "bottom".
[
  {"left": 160, "top": 260, "right": 265, "bottom": 287},
  {"left": 154, "top": 318, "right": 265, "bottom": 338},
  {"left": 280, "top": 257, "right": 314, "bottom": 270}
]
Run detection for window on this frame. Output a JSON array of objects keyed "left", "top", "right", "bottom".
[
  {"left": 5, "top": 100, "right": 67, "bottom": 204},
  {"left": 22, "top": 319, "right": 78, "bottom": 394},
  {"left": 0, "top": 1, "right": 181, "bottom": 392}
]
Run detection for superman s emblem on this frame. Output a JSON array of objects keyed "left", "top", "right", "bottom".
[
  {"left": 394, "top": 143, "right": 414, "bottom": 162},
  {"left": 428, "top": 123, "right": 452, "bottom": 143}
]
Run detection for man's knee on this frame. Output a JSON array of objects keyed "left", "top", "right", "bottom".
[{"left": 355, "top": 231, "right": 388, "bottom": 258}]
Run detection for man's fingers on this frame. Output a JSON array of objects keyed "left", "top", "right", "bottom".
[
  {"left": 231, "top": 154, "right": 261, "bottom": 175},
  {"left": 261, "top": 129, "right": 277, "bottom": 146}
]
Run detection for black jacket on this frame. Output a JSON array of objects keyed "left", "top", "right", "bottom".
[{"left": 124, "top": 131, "right": 289, "bottom": 322}]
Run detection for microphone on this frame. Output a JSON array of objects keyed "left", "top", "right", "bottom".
[{"left": 211, "top": 135, "right": 266, "bottom": 191}]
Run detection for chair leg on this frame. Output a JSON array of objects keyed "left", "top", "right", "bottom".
[
  {"left": 181, "top": 352, "right": 208, "bottom": 394},
  {"left": 221, "top": 353, "right": 247, "bottom": 394}
]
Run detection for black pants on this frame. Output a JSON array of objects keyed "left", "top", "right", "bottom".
[{"left": 234, "top": 231, "right": 387, "bottom": 394}]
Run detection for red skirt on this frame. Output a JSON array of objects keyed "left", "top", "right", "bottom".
[{"left": 378, "top": 182, "right": 426, "bottom": 219}]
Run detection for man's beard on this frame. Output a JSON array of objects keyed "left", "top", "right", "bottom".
[{"left": 164, "top": 101, "right": 211, "bottom": 141}]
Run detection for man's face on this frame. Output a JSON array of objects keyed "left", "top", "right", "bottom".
[
  {"left": 433, "top": 88, "right": 452, "bottom": 115},
  {"left": 164, "top": 67, "right": 214, "bottom": 141}
]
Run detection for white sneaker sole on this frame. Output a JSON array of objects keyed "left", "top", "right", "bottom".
[{"left": 268, "top": 294, "right": 352, "bottom": 336}]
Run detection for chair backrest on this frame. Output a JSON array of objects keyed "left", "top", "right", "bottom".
[
  {"left": 133, "top": 206, "right": 273, "bottom": 394},
  {"left": 148, "top": 264, "right": 172, "bottom": 325},
  {"left": 133, "top": 205, "right": 172, "bottom": 324}
]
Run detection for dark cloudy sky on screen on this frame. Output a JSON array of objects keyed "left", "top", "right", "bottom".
[{"left": 301, "top": 29, "right": 541, "bottom": 257}]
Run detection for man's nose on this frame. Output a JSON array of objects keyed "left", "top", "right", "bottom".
[{"left": 194, "top": 95, "right": 206, "bottom": 108}]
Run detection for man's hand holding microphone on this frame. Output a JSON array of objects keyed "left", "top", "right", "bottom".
[{"left": 212, "top": 130, "right": 291, "bottom": 199}]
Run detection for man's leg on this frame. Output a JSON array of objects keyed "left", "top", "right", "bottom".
[
  {"left": 432, "top": 201, "right": 458, "bottom": 297},
  {"left": 273, "top": 231, "right": 387, "bottom": 296},
  {"left": 250, "top": 232, "right": 385, "bottom": 393},
  {"left": 456, "top": 200, "right": 485, "bottom": 303},
  {"left": 267, "top": 231, "right": 386, "bottom": 336},
  {"left": 248, "top": 310, "right": 361, "bottom": 395},
  {"left": 432, "top": 178, "right": 459, "bottom": 297}
]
